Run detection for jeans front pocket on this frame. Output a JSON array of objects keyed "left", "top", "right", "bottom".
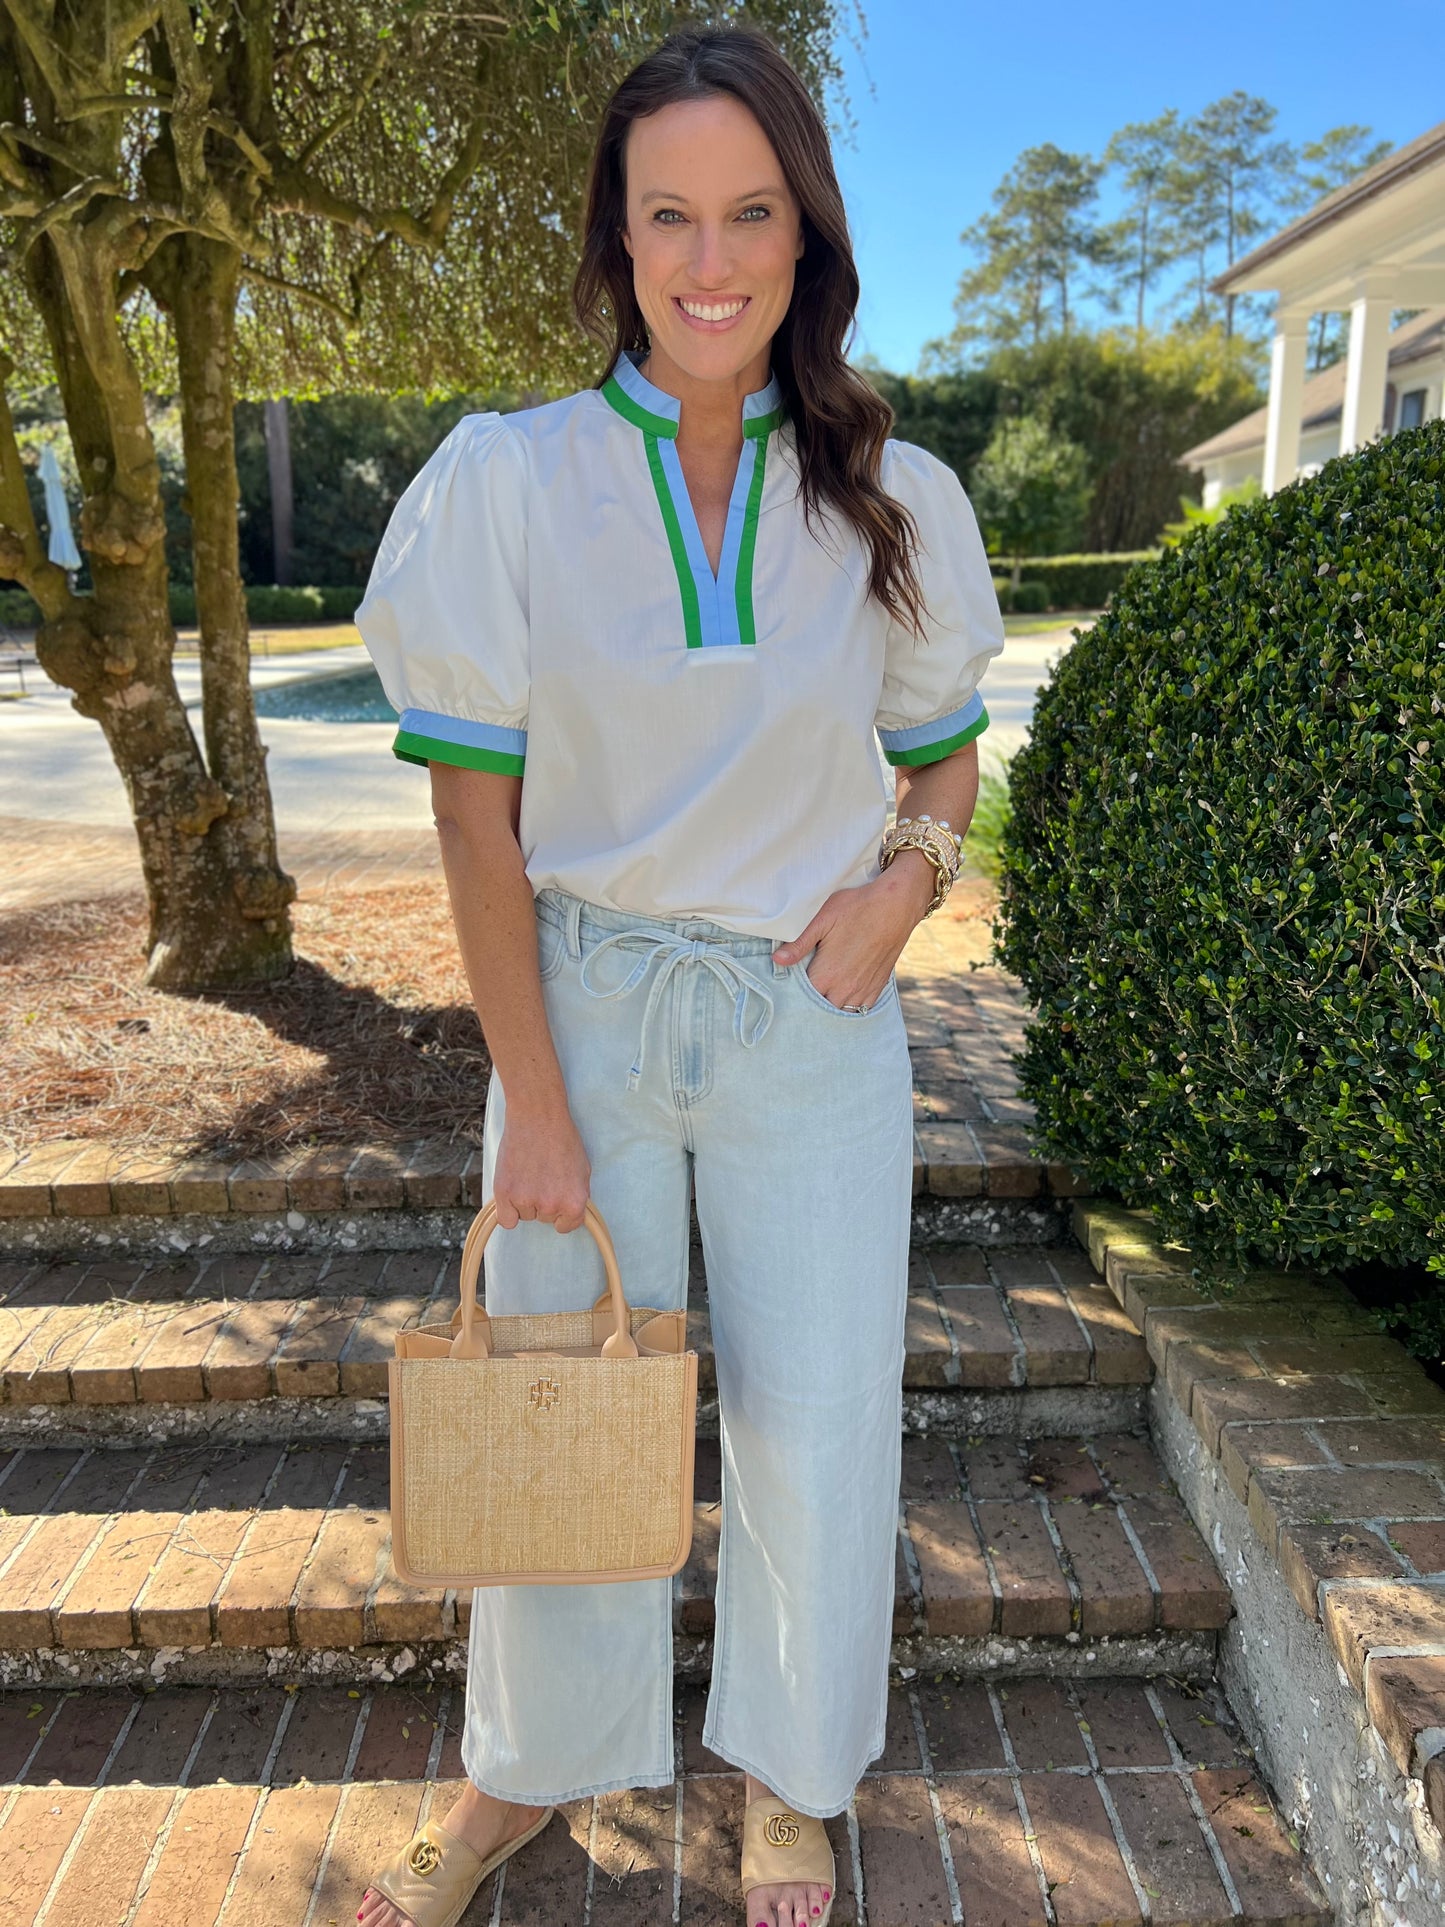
[{"left": 792, "top": 957, "right": 900, "bottom": 1020}]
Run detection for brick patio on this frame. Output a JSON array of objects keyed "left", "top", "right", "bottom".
[{"left": 0, "top": 1677, "right": 1325, "bottom": 1926}]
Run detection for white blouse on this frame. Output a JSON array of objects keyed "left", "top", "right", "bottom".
[{"left": 355, "top": 349, "right": 1004, "bottom": 941}]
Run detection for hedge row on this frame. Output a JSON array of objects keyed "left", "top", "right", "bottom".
[
  {"left": 0, "top": 584, "right": 360, "bottom": 630},
  {"left": 4, "top": 556, "right": 1152, "bottom": 631},
  {"left": 990, "top": 551, "right": 1158, "bottom": 614},
  {"left": 168, "top": 584, "right": 360, "bottom": 625}
]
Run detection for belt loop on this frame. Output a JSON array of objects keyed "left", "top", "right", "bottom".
[{"left": 564, "top": 891, "right": 583, "bottom": 960}]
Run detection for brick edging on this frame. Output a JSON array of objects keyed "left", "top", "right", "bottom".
[
  {"left": 0, "top": 1134, "right": 1087, "bottom": 1222},
  {"left": 1074, "top": 1200, "right": 1445, "bottom": 1836}
]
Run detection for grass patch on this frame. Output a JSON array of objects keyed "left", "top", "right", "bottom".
[{"left": 962, "top": 768, "right": 1012, "bottom": 879}]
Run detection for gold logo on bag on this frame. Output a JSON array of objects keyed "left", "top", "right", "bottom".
[
  {"left": 763, "top": 1813, "right": 801, "bottom": 1847},
  {"left": 408, "top": 1838, "right": 442, "bottom": 1877},
  {"left": 528, "top": 1377, "right": 560, "bottom": 1412}
]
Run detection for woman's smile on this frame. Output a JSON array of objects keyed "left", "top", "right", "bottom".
[{"left": 674, "top": 292, "right": 752, "bottom": 328}]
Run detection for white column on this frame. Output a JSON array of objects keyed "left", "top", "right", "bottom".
[
  {"left": 1341, "top": 276, "right": 1395, "bottom": 453},
  {"left": 1261, "top": 308, "right": 1310, "bottom": 494}
]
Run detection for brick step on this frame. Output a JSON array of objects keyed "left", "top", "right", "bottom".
[
  {"left": 0, "top": 1433, "right": 1227, "bottom": 1688},
  {"left": 1, "top": 1676, "right": 1327, "bottom": 1926},
  {"left": 0, "top": 1244, "right": 1150, "bottom": 1445}
]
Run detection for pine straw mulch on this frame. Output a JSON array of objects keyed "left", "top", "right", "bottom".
[
  {"left": 1, "top": 882, "right": 491, "bottom": 1162},
  {"left": 2, "top": 875, "right": 1002, "bottom": 1165}
]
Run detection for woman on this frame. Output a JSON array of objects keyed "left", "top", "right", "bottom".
[{"left": 355, "top": 26, "right": 1002, "bottom": 1927}]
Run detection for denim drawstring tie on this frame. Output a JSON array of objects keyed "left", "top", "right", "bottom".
[{"left": 577, "top": 930, "right": 776, "bottom": 1091}]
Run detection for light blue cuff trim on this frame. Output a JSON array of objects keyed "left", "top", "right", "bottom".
[
  {"left": 398, "top": 707, "right": 527, "bottom": 758},
  {"left": 876, "top": 690, "right": 986, "bottom": 754}
]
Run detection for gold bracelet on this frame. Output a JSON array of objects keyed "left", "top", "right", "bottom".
[{"left": 879, "top": 814, "right": 962, "bottom": 917}]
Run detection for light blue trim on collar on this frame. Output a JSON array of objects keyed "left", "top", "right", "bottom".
[
  {"left": 608, "top": 347, "right": 783, "bottom": 438},
  {"left": 656, "top": 438, "right": 723, "bottom": 647}
]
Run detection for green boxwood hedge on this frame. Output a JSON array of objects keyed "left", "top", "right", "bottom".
[
  {"left": 0, "top": 584, "right": 359, "bottom": 630},
  {"left": 996, "top": 421, "right": 1444, "bottom": 1301},
  {"left": 989, "top": 552, "right": 1157, "bottom": 614}
]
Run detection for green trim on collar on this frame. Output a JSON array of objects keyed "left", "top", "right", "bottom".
[
  {"left": 733, "top": 436, "right": 769, "bottom": 648},
  {"left": 881, "top": 707, "right": 990, "bottom": 767},
  {"left": 394, "top": 729, "right": 526, "bottom": 776},
  {"left": 643, "top": 434, "right": 703, "bottom": 648},
  {"left": 601, "top": 374, "right": 680, "bottom": 440},
  {"left": 742, "top": 405, "right": 786, "bottom": 442}
]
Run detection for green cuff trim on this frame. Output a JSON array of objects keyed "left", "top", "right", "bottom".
[
  {"left": 394, "top": 729, "right": 525, "bottom": 776},
  {"left": 882, "top": 706, "right": 989, "bottom": 767}
]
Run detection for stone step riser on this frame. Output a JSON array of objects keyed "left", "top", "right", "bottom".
[
  {"left": 0, "top": 1677, "right": 1329, "bottom": 1927},
  {"left": 0, "top": 1385, "right": 1150, "bottom": 1450},
  {"left": 1, "top": 1629, "right": 1223, "bottom": 1692},
  {"left": 0, "top": 1196, "right": 1074, "bottom": 1259}
]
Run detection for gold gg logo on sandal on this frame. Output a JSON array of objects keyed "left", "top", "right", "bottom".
[
  {"left": 407, "top": 1838, "right": 442, "bottom": 1877},
  {"left": 763, "top": 1813, "right": 801, "bottom": 1847}
]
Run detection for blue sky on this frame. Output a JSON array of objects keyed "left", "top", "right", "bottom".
[{"left": 832, "top": 0, "right": 1445, "bottom": 372}]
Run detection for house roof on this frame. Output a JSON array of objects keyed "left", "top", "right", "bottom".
[
  {"left": 1214, "top": 122, "right": 1445, "bottom": 296},
  {"left": 1179, "top": 307, "right": 1445, "bottom": 466}
]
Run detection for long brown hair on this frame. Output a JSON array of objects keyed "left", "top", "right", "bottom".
[{"left": 573, "top": 27, "right": 927, "bottom": 636}]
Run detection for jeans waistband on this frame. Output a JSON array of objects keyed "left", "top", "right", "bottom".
[{"left": 533, "top": 886, "right": 778, "bottom": 958}]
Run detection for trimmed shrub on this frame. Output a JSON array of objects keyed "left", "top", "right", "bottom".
[
  {"left": 3, "top": 584, "right": 358, "bottom": 631},
  {"left": 996, "top": 421, "right": 1445, "bottom": 1301},
  {"left": 169, "top": 584, "right": 357, "bottom": 627},
  {"left": 1011, "top": 581, "right": 1050, "bottom": 615},
  {"left": 989, "top": 552, "right": 1158, "bottom": 613},
  {"left": 0, "top": 588, "right": 41, "bottom": 627},
  {"left": 1020, "top": 551, "right": 1156, "bottom": 609}
]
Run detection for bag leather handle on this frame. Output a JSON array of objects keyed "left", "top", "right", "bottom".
[{"left": 449, "top": 1198, "right": 639, "bottom": 1362}]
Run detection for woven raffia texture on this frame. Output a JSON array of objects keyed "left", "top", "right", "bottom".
[
  {"left": 421, "top": 1306, "right": 667, "bottom": 1353},
  {"left": 396, "top": 1353, "right": 694, "bottom": 1577}
]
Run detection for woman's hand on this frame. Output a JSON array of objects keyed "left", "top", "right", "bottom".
[
  {"left": 772, "top": 850, "right": 936, "bottom": 1010},
  {"left": 492, "top": 1098, "right": 592, "bottom": 1233}
]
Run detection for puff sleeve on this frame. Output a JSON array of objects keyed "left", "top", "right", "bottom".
[
  {"left": 872, "top": 439, "right": 1005, "bottom": 767},
  {"left": 355, "top": 411, "right": 530, "bottom": 775}
]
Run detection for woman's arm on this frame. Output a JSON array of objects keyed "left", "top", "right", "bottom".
[
  {"left": 770, "top": 739, "right": 981, "bottom": 1008},
  {"left": 429, "top": 761, "right": 591, "bottom": 1233}
]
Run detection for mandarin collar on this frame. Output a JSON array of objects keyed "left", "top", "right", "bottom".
[{"left": 602, "top": 347, "right": 785, "bottom": 442}]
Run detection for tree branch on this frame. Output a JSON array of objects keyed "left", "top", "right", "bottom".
[
  {"left": 241, "top": 262, "right": 352, "bottom": 324},
  {"left": 156, "top": 0, "right": 214, "bottom": 211},
  {"left": 294, "top": 41, "right": 392, "bottom": 170},
  {"left": 1, "top": 0, "right": 77, "bottom": 116},
  {"left": 271, "top": 105, "right": 493, "bottom": 252},
  {"left": 0, "top": 353, "right": 81, "bottom": 622}
]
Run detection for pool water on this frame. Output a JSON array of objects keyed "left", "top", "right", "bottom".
[{"left": 253, "top": 666, "right": 396, "bottom": 723}]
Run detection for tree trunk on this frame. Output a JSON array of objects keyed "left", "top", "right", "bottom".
[
  {"left": 162, "top": 234, "right": 296, "bottom": 979},
  {"left": 5, "top": 229, "right": 294, "bottom": 990}
]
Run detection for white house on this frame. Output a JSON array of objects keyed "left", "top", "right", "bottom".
[{"left": 1181, "top": 120, "right": 1445, "bottom": 506}]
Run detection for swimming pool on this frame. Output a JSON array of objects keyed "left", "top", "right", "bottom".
[{"left": 252, "top": 666, "right": 396, "bottom": 723}]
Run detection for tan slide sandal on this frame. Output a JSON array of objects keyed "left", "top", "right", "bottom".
[
  {"left": 367, "top": 1806, "right": 556, "bottom": 1927},
  {"left": 742, "top": 1795, "right": 835, "bottom": 1926}
]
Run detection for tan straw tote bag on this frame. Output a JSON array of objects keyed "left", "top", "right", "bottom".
[{"left": 389, "top": 1197, "right": 698, "bottom": 1587}]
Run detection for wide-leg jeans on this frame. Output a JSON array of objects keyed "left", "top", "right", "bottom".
[{"left": 460, "top": 884, "right": 915, "bottom": 1818}]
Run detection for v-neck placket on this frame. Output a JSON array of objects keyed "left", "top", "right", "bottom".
[{"left": 601, "top": 349, "right": 785, "bottom": 649}]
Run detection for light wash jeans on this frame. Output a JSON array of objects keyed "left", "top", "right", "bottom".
[{"left": 461, "top": 885, "right": 914, "bottom": 1818}]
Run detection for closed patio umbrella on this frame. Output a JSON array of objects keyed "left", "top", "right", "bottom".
[{"left": 38, "top": 445, "right": 82, "bottom": 572}]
